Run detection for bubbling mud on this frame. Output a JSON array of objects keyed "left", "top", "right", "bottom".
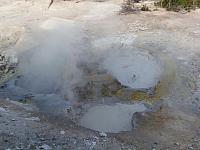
[{"left": 102, "top": 51, "right": 163, "bottom": 90}]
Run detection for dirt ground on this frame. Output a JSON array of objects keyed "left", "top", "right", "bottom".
[{"left": 1, "top": 0, "right": 200, "bottom": 149}]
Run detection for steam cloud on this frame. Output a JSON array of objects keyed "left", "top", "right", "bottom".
[
  {"left": 14, "top": 18, "right": 162, "bottom": 102},
  {"left": 17, "top": 18, "right": 90, "bottom": 101}
]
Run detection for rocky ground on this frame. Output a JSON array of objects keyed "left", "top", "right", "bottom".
[{"left": 1, "top": 0, "right": 200, "bottom": 149}]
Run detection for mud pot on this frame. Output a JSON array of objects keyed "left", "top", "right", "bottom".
[
  {"left": 1, "top": 1, "right": 200, "bottom": 149},
  {"left": 0, "top": 18, "right": 189, "bottom": 132}
]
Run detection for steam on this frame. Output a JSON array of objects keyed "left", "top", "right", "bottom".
[
  {"left": 17, "top": 18, "right": 89, "bottom": 100},
  {"left": 14, "top": 18, "right": 163, "bottom": 102}
]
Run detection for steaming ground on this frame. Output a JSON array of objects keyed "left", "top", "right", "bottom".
[{"left": 1, "top": 0, "right": 200, "bottom": 149}]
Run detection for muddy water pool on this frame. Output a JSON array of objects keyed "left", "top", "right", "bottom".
[{"left": 0, "top": 18, "right": 191, "bottom": 134}]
